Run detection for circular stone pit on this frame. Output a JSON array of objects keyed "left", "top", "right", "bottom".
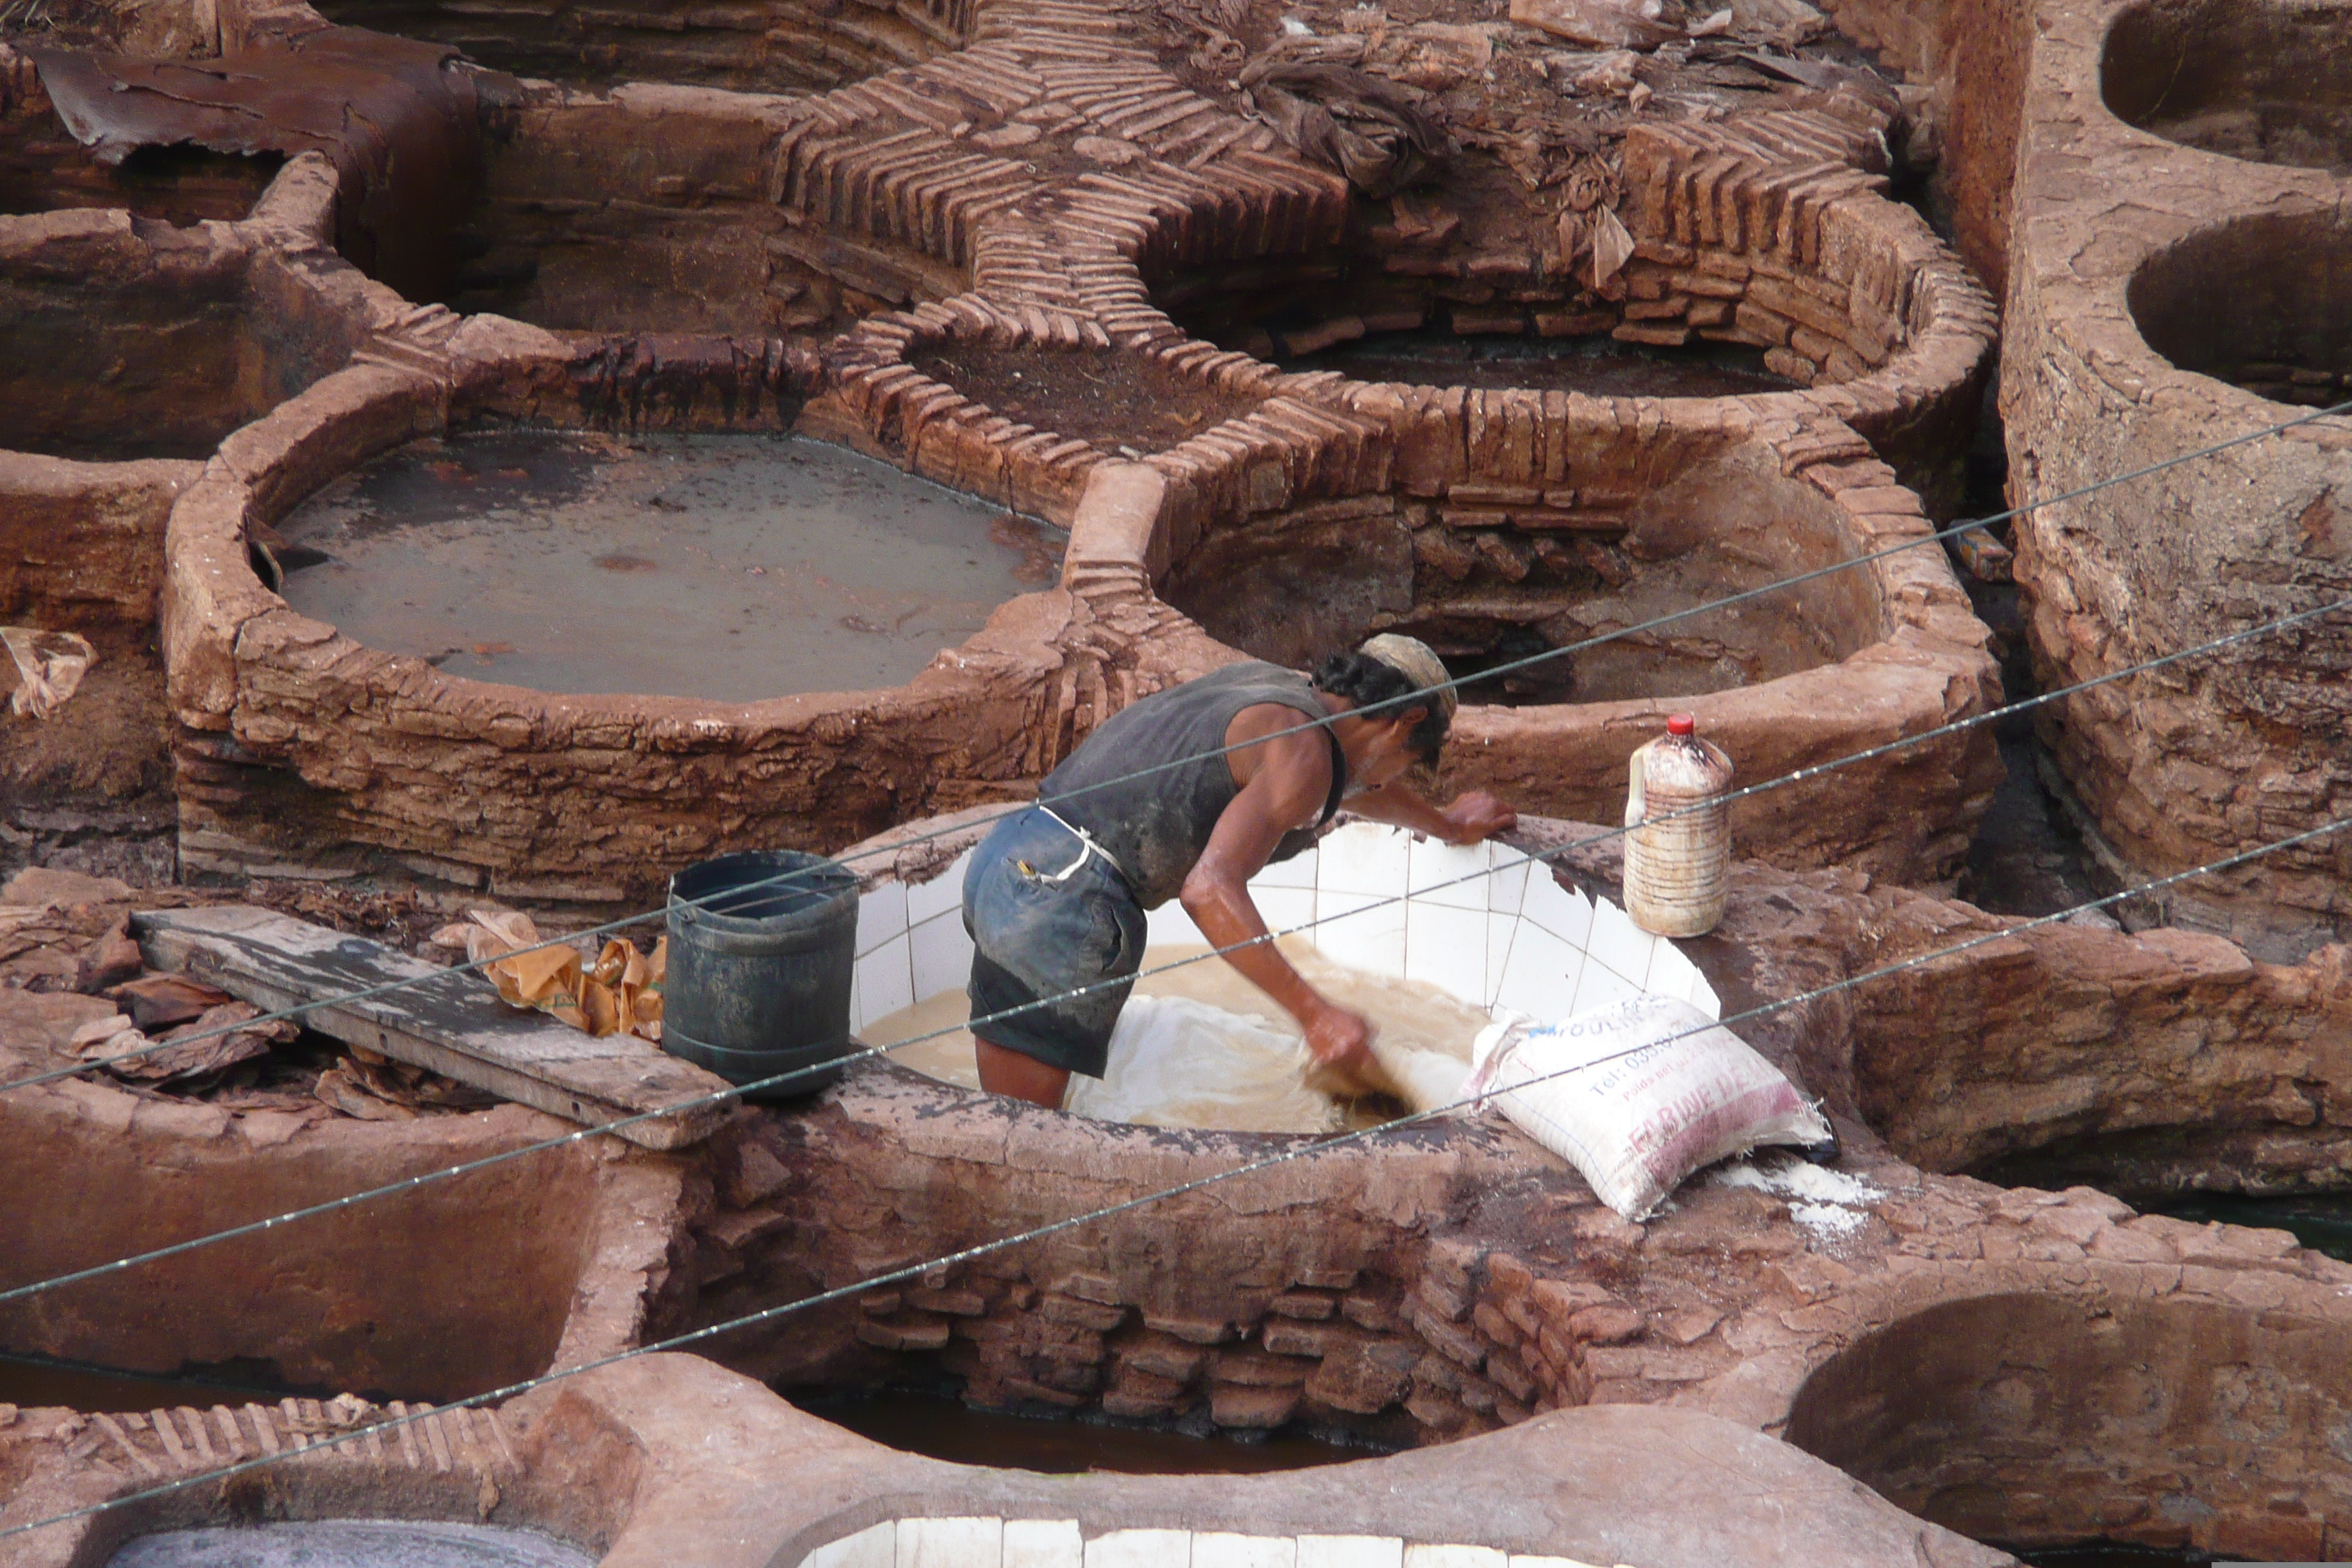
[
  {"left": 1157, "top": 431, "right": 1884, "bottom": 709},
  {"left": 270, "top": 429, "right": 1063, "bottom": 701},
  {"left": 159, "top": 319, "right": 1172, "bottom": 902},
  {"left": 1143, "top": 411, "right": 2000, "bottom": 883},
  {"left": 433, "top": 78, "right": 973, "bottom": 339},
  {"left": 2102, "top": 0, "right": 2352, "bottom": 175},
  {"left": 0, "top": 1048, "right": 676, "bottom": 1406},
  {"left": 1147, "top": 112, "right": 1998, "bottom": 514},
  {"left": 0, "top": 194, "right": 358, "bottom": 467},
  {"left": 1787, "top": 1290, "right": 2352, "bottom": 1561},
  {"left": 2127, "top": 206, "right": 2352, "bottom": 410}
]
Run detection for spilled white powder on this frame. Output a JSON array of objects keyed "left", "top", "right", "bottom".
[
  {"left": 1715, "top": 1155, "right": 1882, "bottom": 1238},
  {"left": 1787, "top": 1201, "right": 1869, "bottom": 1237}
]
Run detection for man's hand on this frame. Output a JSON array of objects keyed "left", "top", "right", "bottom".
[
  {"left": 1438, "top": 789, "right": 1517, "bottom": 845},
  {"left": 1302, "top": 998, "right": 1382, "bottom": 1094}
]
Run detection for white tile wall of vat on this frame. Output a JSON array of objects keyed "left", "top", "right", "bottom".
[
  {"left": 849, "top": 821, "right": 1718, "bottom": 1039},
  {"left": 800, "top": 1518, "right": 1640, "bottom": 1568}
]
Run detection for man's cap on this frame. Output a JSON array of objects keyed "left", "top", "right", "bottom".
[{"left": 1357, "top": 633, "right": 1458, "bottom": 724}]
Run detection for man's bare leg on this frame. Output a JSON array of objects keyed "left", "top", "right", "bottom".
[{"left": 975, "top": 1037, "right": 1071, "bottom": 1108}]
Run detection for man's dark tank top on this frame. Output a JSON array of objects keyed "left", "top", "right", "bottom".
[{"left": 1038, "top": 661, "right": 1347, "bottom": 909}]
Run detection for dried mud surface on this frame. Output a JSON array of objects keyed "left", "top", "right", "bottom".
[
  {"left": 908, "top": 343, "right": 1269, "bottom": 457},
  {"left": 0, "top": 636, "right": 169, "bottom": 804}
]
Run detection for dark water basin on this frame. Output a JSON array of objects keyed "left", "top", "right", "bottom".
[
  {"left": 789, "top": 1388, "right": 1390, "bottom": 1475},
  {"left": 2150, "top": 1190, "right": 2352, "bottom": 1262},
  {"left": 1279, "top": 328, "right": 1798, "bottom": 398}
]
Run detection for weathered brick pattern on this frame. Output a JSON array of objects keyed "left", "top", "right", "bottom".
[
  {"left": 1995, "top": 0, "right": 2352, "bottom": 959},
  {"left": 50, "top": 0, "right": 1997, "bottom": 897}
]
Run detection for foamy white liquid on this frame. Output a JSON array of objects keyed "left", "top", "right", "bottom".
[{"left": 866, "top": 937, "right": 1487, "bottom": 1134}]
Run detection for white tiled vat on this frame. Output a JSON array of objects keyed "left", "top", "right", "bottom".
[
  {"left": 796, "top": 1522, "right": 1621, "bottom": 1568},
  {"left": 1002, "top": 1520, "right": 1085, "bottom": 1568},
  {"left": 848, "top": 822, "right": 1718, "bottom": 1039}
]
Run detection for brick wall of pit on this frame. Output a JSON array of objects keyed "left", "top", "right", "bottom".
[
  {"left": 1808, "top": 0, "right": 2035, "bottom": 298},
  {"left": 1997, "top": 0, "right": 2352, "bottom": 960}
]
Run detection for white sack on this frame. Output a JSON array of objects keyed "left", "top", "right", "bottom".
[{"left": 1469, "top": 992, "right": 1828, "bottom": 1220}]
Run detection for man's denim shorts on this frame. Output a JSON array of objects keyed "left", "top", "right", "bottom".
[{"left": 962, "top": 806, "right": 1147, "bottom": 1079}]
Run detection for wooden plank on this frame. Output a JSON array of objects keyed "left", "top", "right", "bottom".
[{"left": 130, "top": 905, "right": 730, "bottom": 1150}]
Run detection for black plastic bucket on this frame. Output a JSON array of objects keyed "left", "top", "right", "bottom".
[{"left": 663, "top": 849, "right": 862, "bottom": 1099}]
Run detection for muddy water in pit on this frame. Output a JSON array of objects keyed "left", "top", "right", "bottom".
[
  {"left": 793, "top": 1388, "right": 1384, "bottom": 1473},
  {"left": 274, "top": 431, "right": 1063, "bottom": 701},
  {"left": 1278, "top": 328, "right": 1798, "bottom": 398},
  {"left": 870, "top": 937, "right": 1487, "bottom": 1133}
]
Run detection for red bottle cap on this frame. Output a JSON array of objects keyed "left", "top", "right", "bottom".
[{"left": 1666, "top": 714, "right": 1696, "bottom": 736}]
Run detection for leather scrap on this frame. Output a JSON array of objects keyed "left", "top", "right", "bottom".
[
  {"left": 26, "top": 27, "right": 490, "bottom": 300},
  {"left": 1240, "top": 56, "right": 1449, "bottom": 199}
]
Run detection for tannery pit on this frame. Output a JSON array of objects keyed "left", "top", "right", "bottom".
[
  {"left": 273, "top": 430, "right": 1061, "bottom": 700},
  {"left": 2127, "top": 207, "right": 2352, "bottom": 409},
  {"left": 2102, "top": 0, "right": 2352, "bottom": 175},
  {"left": 1158, "top": 439, "right": 1880, "bottom": 704}
]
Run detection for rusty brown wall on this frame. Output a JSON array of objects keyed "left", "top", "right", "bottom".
[
  {"left": 0, "top": 456, "right": 197, "bottom": 633},
  {"left": 1814, "top": 0, "right": 2033, "bottom": 301}
]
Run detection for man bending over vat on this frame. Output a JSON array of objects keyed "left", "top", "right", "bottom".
[{"left": 961, "top": 634, "right": 1518, "bottom": 1108}]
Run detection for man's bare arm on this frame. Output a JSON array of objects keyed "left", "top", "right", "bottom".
[
  {"left": 1177, "top": 725, "right": 1337, "bottom": 1029},
  {"left": 1343, "top": 780, "right": 1518, "bottom": 845},
  {"left": 1176, "top": 716, "right": 1380, "bottom": 1081}
]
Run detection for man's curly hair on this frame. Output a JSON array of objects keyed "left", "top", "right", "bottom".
[{"left": 1311, "top": 651, "right": 1451, "bottom": 762}]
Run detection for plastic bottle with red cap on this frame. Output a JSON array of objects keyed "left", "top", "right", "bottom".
[{"left": 1623, "top": 712, "right": 1734, "bottom": 938}]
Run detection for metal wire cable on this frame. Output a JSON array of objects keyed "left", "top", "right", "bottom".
[
  {"left": 4, "top": 810, "right": 2344, "bottom": 1545},
  {"left": 7, "top": 393, "right": 2344, "bottom": 1095},
  {"left": 3, "top": 589, "right": 2344, "bottom": 1311}
]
